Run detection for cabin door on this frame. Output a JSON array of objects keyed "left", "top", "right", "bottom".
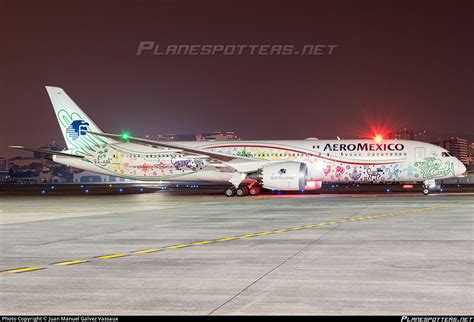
[{"left": 415, "top": 147, "right": 425, "bottom": 162}]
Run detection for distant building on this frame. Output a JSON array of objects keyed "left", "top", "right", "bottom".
[
  {"left": 440, "top": 137, "right": 469, "bottom": 165},
  {"left": 391, "top": 129, "right": 435, "bottom": 142},
  {"left": 395, "top": 128, "right": 414, "bottom": 140},
  {"left": 9, "top": 157, "right": 46, "bottom": 168},
  {"left": 413, "top": 130, "right": 432, "bottom": 143},
  {"left": 468, "top": 142, "right": 474, "bottom": 171},
  {"left": 37, "top": 170, "right": 69, "bottom": 183},
  {"left": 7, "top": 144, "right": 73, "bottom": 183},
  {"left": 200, "top": 131, "right": 240, "bottom": 141},
  {"left": 158, "top": 133, "right": 200, "bottom": 141},
  {"left": 73, "top": 171, "right": 136, "bottom": 183},
  {"left": 0, "top": 171, "right": 10, "bottom": 183},
  {"left": 0, "top": 157, "right": 10, "bottom": 183},
  {"left": 0, "top": 157, "right": 8, "bottom": 171},
  {"left": 158, "top": 131, "right": 240, "bottom": 141}
]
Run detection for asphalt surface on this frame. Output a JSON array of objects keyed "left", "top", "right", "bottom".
[{"left": 1, "top": 193, "right": 473, "bottom": 315}]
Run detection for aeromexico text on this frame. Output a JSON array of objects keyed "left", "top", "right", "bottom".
[{"left": 323, "top": 143, "right": 405, "bottom": 152}]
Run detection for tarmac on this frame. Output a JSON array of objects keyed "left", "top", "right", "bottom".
[{"left": 0, "top": 192, "right": 473, "bottom": 315}]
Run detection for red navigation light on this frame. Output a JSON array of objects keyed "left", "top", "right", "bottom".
[
  {"left": 356, "top": 113, "right": 397, "bottom": 141},
  {"left": 305, "top": 180, "right": 316, "bottom": 190},
  {"left": 304, "top": 180, "right": 323, "bottom": 190},
  {"left": 374, "top": 134, "right": 383, "bottom": 143}
]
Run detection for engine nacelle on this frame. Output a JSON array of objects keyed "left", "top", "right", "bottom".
[{"left": 257, "top": 162, "right": 308, "bottom": 191}]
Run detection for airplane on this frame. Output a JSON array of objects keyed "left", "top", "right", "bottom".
[{"left": 11, "top": 86, "right": 467, "bottom": 196}]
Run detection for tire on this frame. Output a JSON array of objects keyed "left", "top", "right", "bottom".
[
  {"left": 423, "top": 188, "right": 429, "bottom": 195},
  {"left": 249, "top": 187, "right": 260, "bottom": 196},
  {"left": 236, "top": 187, "right": 248, "bottom": 197},
  {"left": 225, "top": 187, "right": 236, "bottom": 197}
]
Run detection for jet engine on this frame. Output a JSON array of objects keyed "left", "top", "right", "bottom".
[{"left": 253, "top": 162, "right": 308, "bottom": 191}]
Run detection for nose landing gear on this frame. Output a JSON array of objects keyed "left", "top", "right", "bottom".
[{"left": 422, "top": 180, "right": 436, "bottom": 195}]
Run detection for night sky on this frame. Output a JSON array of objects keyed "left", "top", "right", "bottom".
[{"left": 1, "top": 0, "right": 473, "bottom": 157}]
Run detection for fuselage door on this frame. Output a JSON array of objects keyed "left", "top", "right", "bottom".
[{"left": 415, "top": 147, "right": 425, "bottom": 162}]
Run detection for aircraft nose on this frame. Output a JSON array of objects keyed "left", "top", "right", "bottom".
[{"left": 457, "top": 160, "right": 467, "bottom": 175}]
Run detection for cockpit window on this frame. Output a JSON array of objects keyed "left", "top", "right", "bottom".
[{"left": 441, "top": 152, "right": 450, "bottom": 157}]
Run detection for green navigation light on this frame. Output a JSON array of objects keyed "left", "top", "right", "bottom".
[{"left": 121, "top": 132, "right": 130, "bottom": 141}]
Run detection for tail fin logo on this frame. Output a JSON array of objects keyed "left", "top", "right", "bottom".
[{"left": 66, "top": 120, "right": 90, "bottom": 140}]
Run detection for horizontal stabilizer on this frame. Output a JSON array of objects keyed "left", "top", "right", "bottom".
[{"left": 9, "top": 146, "right": 84, "bottom": 158}]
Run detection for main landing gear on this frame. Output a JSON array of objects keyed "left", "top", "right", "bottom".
[{"left": 225, "top": 186, "right": 261, "bottom": 197}]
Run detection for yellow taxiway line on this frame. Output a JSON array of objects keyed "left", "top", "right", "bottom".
[{"left": 1, "top": 203, "right": 462, "bottom": 274}]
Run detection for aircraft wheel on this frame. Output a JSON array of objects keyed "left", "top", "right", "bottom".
[
  {"left": 225, "top": 187, "right": 236, "bottom": 197},
  {"left": 236, "top": 187, "right": 248, "bottom": 197},
  {"left": 249, "top": 186, "right": 260, "bottom": 196},
  {"left": 422, "top": 188, "right": 430, "bottom": 195}
]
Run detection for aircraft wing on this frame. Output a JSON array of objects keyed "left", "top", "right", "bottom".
[
  {"left": 87, "top": 132, "right": 258, "bottom": 163},
  {"left": 9, "top": 146, "right": 84, "bottom": 158}
]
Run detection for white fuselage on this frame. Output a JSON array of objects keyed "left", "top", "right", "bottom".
[{"left": 53, "top": 139, "right": 466, "bottom": 186}]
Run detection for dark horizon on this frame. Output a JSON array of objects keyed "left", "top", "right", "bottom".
[{"left": 1, "top": 0, "right": 473, "bottom": 158}]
